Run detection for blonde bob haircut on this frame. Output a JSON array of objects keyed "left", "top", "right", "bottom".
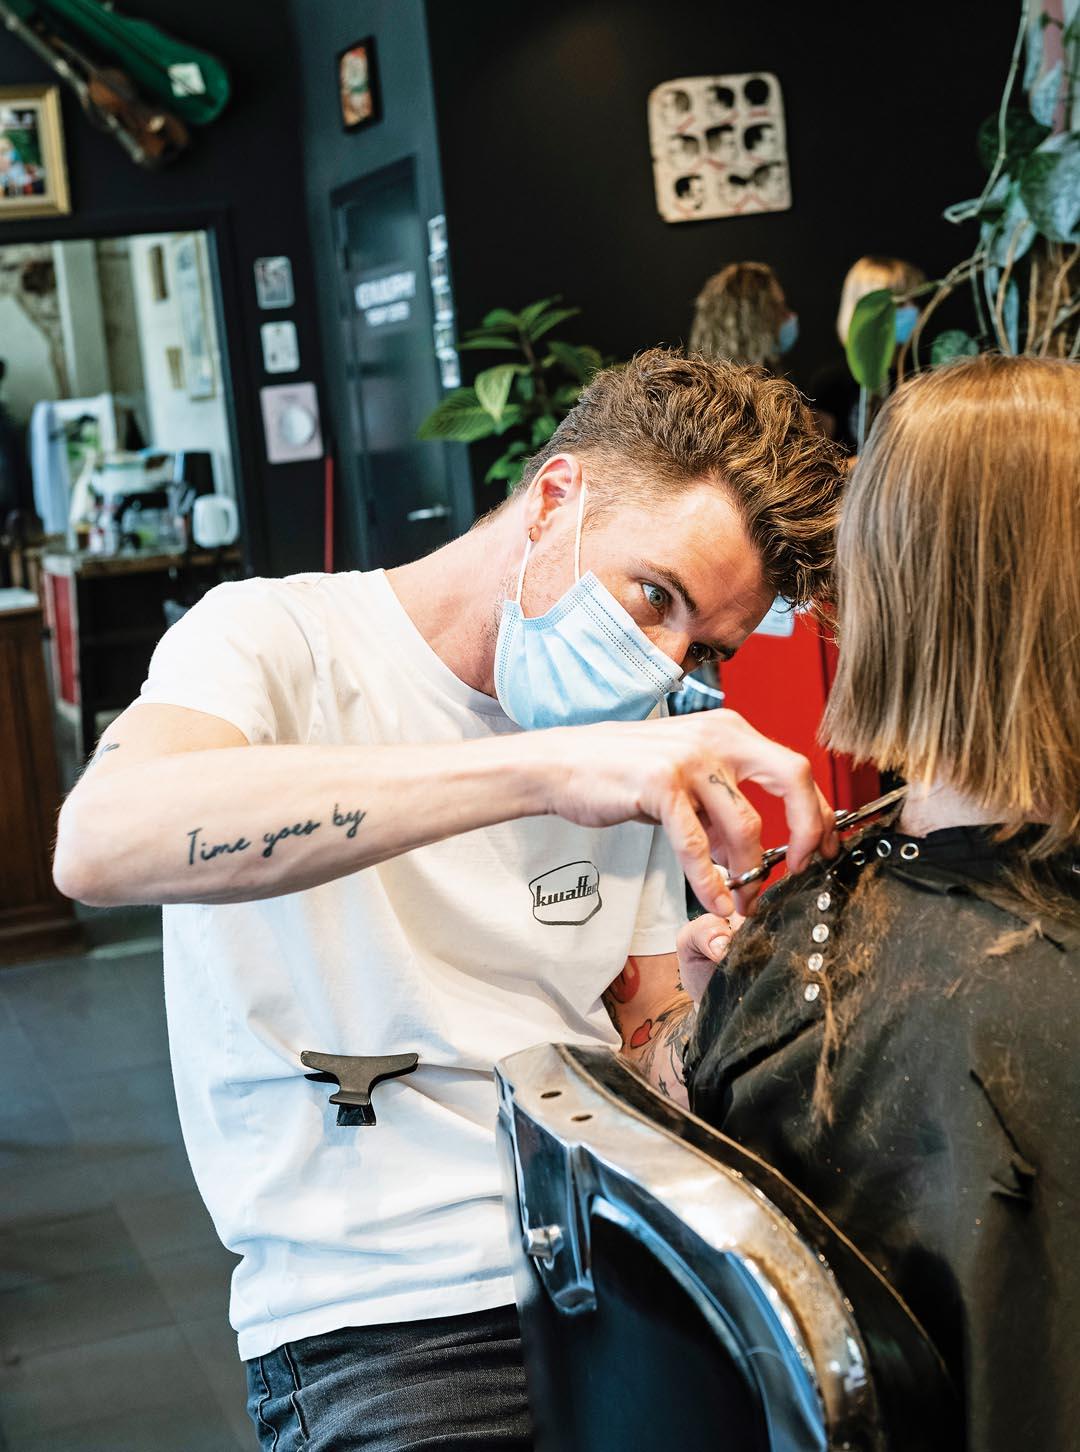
[
  {"left": 836, "top": 255, "right": 925, "bottom": 344},
  {"left": 689, "top": 261, "right": 788, "bottom": 368},
  {"left": 822, "top": 353, "right": 1080, "bottom": 858}
]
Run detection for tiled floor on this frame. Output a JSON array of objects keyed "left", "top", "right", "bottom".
[{"left": 0, "top": 908, "right": 251, "bottom": 1451}]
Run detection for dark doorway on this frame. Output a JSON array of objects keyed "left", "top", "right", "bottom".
[{"left": 333, "top": 158, "right": 460, "bottom": 569}]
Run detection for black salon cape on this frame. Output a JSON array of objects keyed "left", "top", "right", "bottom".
[{"left": 685, "top": 824, "right": 1080, "bottom": 1452}]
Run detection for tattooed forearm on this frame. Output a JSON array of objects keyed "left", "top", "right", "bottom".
[
  {"left": 187, "top": 828, "right": 252, "bottom": 866},
  {"left": 332, "top": 804, "right": 366, "bottom": 839},
  {"left": 624, "top": 997, "right": 696, "bottom": 1106},
  {"left": 184, "top": 805, "right": 366, "bottom": 868}
]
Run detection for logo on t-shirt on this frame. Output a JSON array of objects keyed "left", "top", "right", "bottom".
[{"left": 529, "top": 861, "right": 602, "bottom": 926}]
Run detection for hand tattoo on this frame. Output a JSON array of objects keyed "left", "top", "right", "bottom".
[{"left": 708, "top": 770, "right": 738, "bottom": 803}]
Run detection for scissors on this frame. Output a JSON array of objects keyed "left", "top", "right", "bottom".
[{"left": 725, "top": 785, "right": 909, "bottom": 891}]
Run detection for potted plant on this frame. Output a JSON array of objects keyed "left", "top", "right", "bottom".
[
  {"left": 846, "top": 0, "right": 1079, "bottom": 444},
  {"left": 418, "top": 297, "right": 604, "bottom": 492}
]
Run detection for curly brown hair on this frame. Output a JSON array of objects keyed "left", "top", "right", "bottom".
[
  {"left": 518, "top": 347, "right": 845, "bottom": 610},
  {"left": 688, "top": 261, "right": 789, "bottom": 367}
]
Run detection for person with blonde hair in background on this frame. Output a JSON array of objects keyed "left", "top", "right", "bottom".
[
  {"left": 680, "top": 352, "right": 1080, "bottom": 1451},
  {"left": 689, "top": 261, "right": 798, "bottom": 370},
  {"left": 812, "top": 254, "right": 926, "bottom": 451}
]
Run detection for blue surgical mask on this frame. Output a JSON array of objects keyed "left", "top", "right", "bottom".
[
  {"left": 894, "top": 303, "right": 919, "bottom": 345},
  {"left": 494, "top": 484, "right": 685, "bottom": 729},
  {"left": 777, "top": 312, "right": 799, "bottom": 354}
]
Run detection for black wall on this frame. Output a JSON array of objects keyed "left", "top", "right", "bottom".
[
  {"left": 286, "top": 0, "right": 472, "bottom": 571},
  {"left": 0, "top": 0, "right": 326, "bottom": 576},
  {"left": 426, "top": 1, "right": 1020, "bottom": 401}
]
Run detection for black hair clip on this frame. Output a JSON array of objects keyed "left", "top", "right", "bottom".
[{"left": 301, "top": 1050, "right": 419, "bottom": 1127}]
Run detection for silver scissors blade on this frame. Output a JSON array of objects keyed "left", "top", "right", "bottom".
[{"left": 725, "top": 785, "right": 908, "bottom": 891}]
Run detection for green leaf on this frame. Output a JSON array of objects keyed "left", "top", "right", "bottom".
[
  {"left": 980, "top": 184, "right": 1037, "bottom": 265},
  {"left": 531, "top": 414, "right": 558, "bottom": 446},
  {"left": 976, "top": 109, "right": 1050, "bottom": 174},
  {"left": 546, "top": 339, "right": 597, "bottom": 381},
  {"left": 457, "top": 334, "right": 520, "bottom": 351},
  {"left": 517, "top": 297, "right": 560, "bottom": 329},
  {"left": 475, "top": 364, "right": 521, "bottom": 422},
  {"left": 1020, "top": 134, "right": 1080, "bottom": 241},
  {"left": 525, "top": 307, "right": 581, "bottom": 342},
  {"left": 491, "top": 404, "right": 525, "bottom": 437},
  {"left": 484, "top": 441, "right": 529, "bottom": 485},
  {"left": 1030, "top": 60, "right": 1063, "bottom": 126},
  {"left": 930, "top": 330, "right": 979, "bottom": 367},
  {"left": 552, "top": 382, "right": 582, "bottom": 409},
  {"left": 845, "top": 289, "right": 896, "bottom": 392},
  {"left": 417, "top": 388, "right": 497, "bottom": 443},
  {"left": 481, "top": 308, "right": 521, "bottom": 331}
]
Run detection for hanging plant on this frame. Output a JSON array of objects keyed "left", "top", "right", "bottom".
[{"left": 418, "top": 298, "right": 604, "bottom": 492}]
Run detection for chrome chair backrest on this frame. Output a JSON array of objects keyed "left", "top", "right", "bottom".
[{"left": 496, "top": 1043, "right": 959, "bottom": 1452}]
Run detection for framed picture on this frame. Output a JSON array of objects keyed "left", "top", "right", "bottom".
[
  {"left": 254, "top": 255, "right": 294, "bottom": 310},
  {"left": 0, "top": 84, "right": 70, "bottom": 219},
  {"left": 338, "top": 37, "right": 381, "bottom": 131},
  {"left": 170, "top": 233, "right": 216, "bottom": 400}
]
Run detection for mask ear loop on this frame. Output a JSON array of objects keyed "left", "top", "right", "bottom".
[
  {"left": 513, "top": 529, "right": 534, "bottom": 607},
  {"left": 573, "top": 480, "right": 586, "bottom": 582}
]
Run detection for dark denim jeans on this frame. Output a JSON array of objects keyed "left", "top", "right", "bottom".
[{"left": 245, "top": 1304, "right": 534, "bottom": 1451}]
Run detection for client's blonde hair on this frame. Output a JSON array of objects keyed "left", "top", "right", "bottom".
[
  {"left": 835, "top": 255, "right": 925, "bottom": 344},
  {"left": 823, "top": 353, "right": 1080, "bottom": 858}
]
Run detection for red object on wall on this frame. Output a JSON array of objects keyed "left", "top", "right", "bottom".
[{"left": 719, "top": 611, "right": 880, "bottom": 882}]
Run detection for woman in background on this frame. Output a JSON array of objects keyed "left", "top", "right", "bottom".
[
  {"left": 688, "top": 261, "right": 797, "bottom": 370},
  {"left": 681, "top": 353, "right": 1080, "bottom": 1451},
  {"left": 812, "top": 254, "right": 925, "bottom": 450}
]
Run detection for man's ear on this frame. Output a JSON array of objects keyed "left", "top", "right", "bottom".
[{"left": 521, "top": 455, "right": 584, "bottom": 541}]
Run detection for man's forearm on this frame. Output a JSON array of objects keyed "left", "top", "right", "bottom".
[{"left": 54, "top": 737, "right": 552, "bottom": 907}]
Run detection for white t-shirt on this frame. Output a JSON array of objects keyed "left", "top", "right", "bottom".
[{"left": 140, "top": 570, "right": 686, "bottom": 1360}]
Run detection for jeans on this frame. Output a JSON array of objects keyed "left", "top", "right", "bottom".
[{"left": 245, "top": 1304, "right": 534, "bottom": 1451}]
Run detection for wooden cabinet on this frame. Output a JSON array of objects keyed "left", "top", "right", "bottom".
[
  {"left": 0, "top": 590, "right": 83, "bottom": 965},
  {"left": 42, "top": 549, "right": 242, "bottom": 759}
]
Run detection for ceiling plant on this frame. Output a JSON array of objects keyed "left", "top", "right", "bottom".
[
  {"left": 418, "top": 297, "right": 604, "bottom": 492},
  {"left": 846, "top": 0, "right": 1079, "bottom": 444}
]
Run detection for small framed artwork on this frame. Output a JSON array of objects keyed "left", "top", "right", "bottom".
[
  {"left": 338, "top": 37, "right": 381, "bottom": 131},
  {"left": 0, "top": 84, "right": 70, "bottom": 219},
  {"left": 254, "top": 255, "right": 294, "bottom": 310},
  {"left": 170, "top": 233, "right": 215, "bottom": 400}
]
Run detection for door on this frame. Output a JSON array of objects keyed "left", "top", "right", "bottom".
[{"left": 334, "top": 159, "right": 458, "bottom": 568}]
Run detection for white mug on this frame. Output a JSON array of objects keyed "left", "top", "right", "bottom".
[{"left": 192, "top": 494, "right": 239, "bottom": 549}]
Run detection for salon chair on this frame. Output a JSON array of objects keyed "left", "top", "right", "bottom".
[{"left": 496, "top": 1044, "right": 960, "bottom": 1451}]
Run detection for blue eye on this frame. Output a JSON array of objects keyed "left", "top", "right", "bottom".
[{"left": 642, "top": 583, "right": 666, "bottom": 611}]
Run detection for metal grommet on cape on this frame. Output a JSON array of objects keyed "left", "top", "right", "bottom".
[
  {"left": 876, "top": 839, "right": 892, "bottom": 858},
  {"left": 811, "top": 923, "right": 829, "bottom": 944},
  {"left": 807, "top": 952, "right": 824, "bottom": 973},
  {"left": 851, "top": 849, "right": 867, "bottom": 866},
  {"left": 804, "top": 982, "right": 821, "bottom": 1003},
  {"left": 816, "top": 891, "right": 832, "bottom": 912},
  {"left": 900, "top": 842, "right": 920, "bottom": 861}
]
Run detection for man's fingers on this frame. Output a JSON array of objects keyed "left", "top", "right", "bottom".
[
  {"left": 661, "top": 791, "right": 734, "bottom": 917},
  {"left": 717, "top": 719, "right": 830, "bottom": 875}
]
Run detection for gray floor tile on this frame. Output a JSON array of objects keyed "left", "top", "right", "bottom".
[
  {"left": 0, "top": 1209, "right": 142, "bottom": 1293},
  {"left": 179, "top": 1314, "right": 252, "bottom": 1446},
  {"left": 144, "top": 1243, "right": 239, "bottom": 1326},
  {"left": 114, "top": 1187, "right": 220, "bottom": 1262},
  {"left": 59, "top": 1062, "right": 181, "bottom": 1149},
  {"left": 0, "top": 1146, "right": 113, "bottom": 1231},
  {"left": 0, "top": 1258, "right": 175, "bottom": 1360},
  {"left": 0, "top": 1323, "right": 211, "bottom": 1438},
  {"left": 3, "top": 955, "right": 170, "bottom": 1082},
  {"left": 3, "top": 1399, "right": 248, "bottom": 1452}
]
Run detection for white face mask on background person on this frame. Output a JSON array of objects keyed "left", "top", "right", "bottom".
[{"left": 494, "top": 482, "right": 685, "bottom": 730}]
